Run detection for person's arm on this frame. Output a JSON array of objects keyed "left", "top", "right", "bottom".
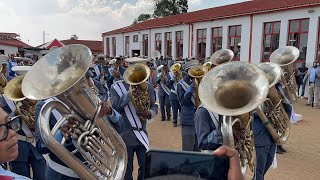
[
  {"left": 177, "top": 83, "right": 194, "bottom": 106},
  {"left": 194, "top": 108, "right": 219, "bottom": 150},
  {"left": 148, "top": 84, "right": 158, "bottom": 119},
  {"left": 303, "top": 70, "right": 309, "bottom": 84},
  {"left": 316, "top": 67, "right": 320, "bottom": 78},
  {"left": 110, "top": 84, "right": 130, "bottom": 113}
]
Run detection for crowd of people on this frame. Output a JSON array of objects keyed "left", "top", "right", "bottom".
[{"left": 0, "top": 46, "right": 309, "bottom": 180}]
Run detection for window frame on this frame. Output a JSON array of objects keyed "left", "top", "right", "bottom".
[
  {"left": 261, "top": 21, "right": 281, "bottom": 62},
  {"left": 155, "top": 33, "right": 162, "bottom": 52},
  {"left": 165, "top": 32, "right": 172, "bottom": 57},
  {"left": 133, "top": 35, "right": 138, "bottom": 43},
  {"left": 211, "top": 27, "right": 223, "bottom": 55},
  {"left": 142, "top": 34, "right": 149, "bottom": 56},
  {"left": 106, "top": 38, "right": 110, "bottom": 56},
  {"left": 197, "top": 28, "right": 207, "bottom": 61},
  {"left": 316, "top": 18, "right": 320, "bottom": 61},
  {"left": 112, "top": 37, "right": 116, "bottom": 57},
  {"left": 228, "top": 25, "right": 241, "bottom": 61},
  {"left": 176, "top": 31, "right": 183, "bottom": 59},
  {"left": 125, "top": 36, "right": 130, "bottom": 56}
]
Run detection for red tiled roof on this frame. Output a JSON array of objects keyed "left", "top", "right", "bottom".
[
  {"left": 103, "top": 0, "right": 320, "bottom": 35},
  {"left": 0, "top": 32, "right": 19, "bottom": 37},
  {"left": 0, "top": 39, "right": 32, "bottom": 48},
  {"left": 60, "top": 39, "right": 102, "bottom": 53}
]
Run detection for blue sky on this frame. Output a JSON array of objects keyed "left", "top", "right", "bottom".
[{"left": 0, "top": 0, "right": 248, "bottom": 46}]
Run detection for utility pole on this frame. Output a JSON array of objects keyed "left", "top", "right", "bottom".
[{"left": 43, "top": 31, "right": 49, "bottom": 44}]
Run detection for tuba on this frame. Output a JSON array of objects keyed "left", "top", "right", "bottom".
[
  {"left": 188, "top": 65, "right": 208, "bottom": 108},
  {"left": 151, "top": 50, "right": 161, "bottom": 60},
  {"left": 270, "top": 46, "right": 299, "bottom": 102},
  {"left": 210, "top": 49, "right": 234, "bottom": 66},
  {"left": 21, "top": 45, "right": 127, "bottom": 180},
  {"left": 199, "top": 61, "right": 270, "bottom": 173},
  {"left": 170, "top": 63, "right": 183, "bottom": 82},
  {"left": 0, "top": 64, "right": 7, "bottom": 94},
  {"left": 257, "top": 62, "right": 291, "bottom": 144},
  {"left": 202, "top": 61, "right": 212, "bottom": 71},
  {"left": 4, "top": 75, "right": 37, "bottom": 129},
  {"left": 123, "top": 63, "right": 151, "bottom": 121}
]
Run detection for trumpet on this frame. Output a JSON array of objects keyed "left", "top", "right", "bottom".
[{"left": 199, "top": 61, "right": 270, "bottom": 173}]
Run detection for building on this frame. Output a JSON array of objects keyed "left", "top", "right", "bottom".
[
  {"left": 102, "top": 0, "right": 320, "bottom": 67},
  {"left": 0, "top": 32, "right": 32, "bottom": 56}
]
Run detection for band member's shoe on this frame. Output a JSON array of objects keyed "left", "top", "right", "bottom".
[
  {"left": 173, "top": 123, "right": 177, "bottom": 127},
  {"left": 161, "top": 118, "right": 165, "bottom": 121},
  {"left": 276, "top": 147, "right": 284, "bottom": 154},
  {"left": 278, "top": 145, "right": 287, "bottom": 153},
  {"left": 167, "top": 116, "right": 171, "bottom": 121},
  {"left": 306, "top": 103, "right": 311, "bottom": 106}
]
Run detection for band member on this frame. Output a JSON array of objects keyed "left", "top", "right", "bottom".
[
  {"left": 146, "top": 60, "right": 158, "bottom": 102},
  {"left": 177, "top": 60, "right": 200, "bottom": 151},
  {"left": 34, "top": 70, "right": 123, "bottom": 180},
  {"left": 107, "top": 57, "right": 126, "bottom": 87},
  {"left": 90, "top": 54, "right": 105, "bottom": 80},
  {"left": 110, "top": 58, "right": 158, "bottom": 180},
  {"left": 0, "top": 107, "right": 32, "bottom": 179},
  {"left": 156, "top": 64, "right": 171, "bottom": 121}
]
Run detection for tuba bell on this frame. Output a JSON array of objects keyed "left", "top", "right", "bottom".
[
  {"left": 210, "top": 49, "right": 234, "bottom": 66},
  {"left": 202, "top": 61, "right": 212, "bottom": 71},
  {"left": 22, "top": 44, "right": 127, "bottom": 180},
  {"left": 199, "top": 61, "right": 270, "bottom": 173},
  {"left": 0, "top": 64, "right": 7, "bottom": 94},
  {"left": 170, "top": 63, "right": 183, "bottom": 82},
  {"left": 257, "top": 62, "right": 291, "bottom": 144},
  {"left": 4, "top": 75, "right": 37, "bottom": 129},
  {"left": 123, "top": 63, "right": 151, "bottom": 121},
  {"left": 151, "top": 50, "right": 161, "bottom": 60},
  {"left": 270, "top": 46, "right": 299, "bottom": 102},
  {"left": 188, "top": 65, "right": 208, "bottom": 108}
]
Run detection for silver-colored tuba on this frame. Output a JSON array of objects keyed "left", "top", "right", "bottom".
[
  {"left": 22, "top": 45, "right": 127, "bottom": 180},
  {"left": 270, "top": 46, "right": 299, "bottom": 102},
  {"left": 198, "top": 61, "right": 270, "bottom": 173}
]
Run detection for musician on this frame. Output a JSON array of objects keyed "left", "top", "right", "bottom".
[
  {"left": 8, "top": 55, "right": 17, "bottom": 78},
  {"left": 34, "top": 72, "right": 123, "bottom": 180},
  {"left": 303, "top": 61, "right": 320, "bottom": 107},
  {"left": 156, "top": 64, "right": 171, "bottom": 121},
  {"left": 107, "top": 57, "right": 126, "bottom": 87},
  {"left": 252, "top": 82, "right": 294, "bottom": 180},
  {"left": 177, "top": 60, "right": 200, "bottom": 151},
  {"left": 91, "top": 54, "right": 105, "bottom": 80},
  {"left": 110, "top": 59, "right": 158, "bottom": 180},
  {"left": 0, "top": 107, "right": 31, "bottom": 180}
]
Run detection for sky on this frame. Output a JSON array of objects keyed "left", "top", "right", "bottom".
[{"left": 0, "top": 0, "right": 248, "bottom": 46}]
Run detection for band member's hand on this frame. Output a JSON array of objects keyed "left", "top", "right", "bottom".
[
  {"left": 61, "top": 118, "right": 79, "bottom": 140},
  {"left": 137, "top": 110, "right": 151, "bottom": 119},
  {"left": 98, "top": 101, "right": 112, "bottom": 117},
  {"left": 213, "top": 146, "right": 243, "bottom": 180}
]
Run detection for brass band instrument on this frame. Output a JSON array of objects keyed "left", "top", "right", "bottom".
[
  {"left": 210, "top": 49, "right": 234, "bottom": 65},
  {"left": 202, "top": 61, "right": 212, "bottom": 71},
  {"left": 123, "top": 63, "right": 151, "bottom": 121},
  {"left": 188, "top": 65, "right": 208, "bottom": 108},
  {"left": 0, "top": 64, "right": 7, "bottom": 94},
  {"left": 22, "top": 45, "right": 127, "bottom": 180},
  {"left": 170, "top": 63, "right": 183, "bottom": 82},
  {"left": 199, "top": 61, "right": 270, "bottom": 173},
  {"left": 270, "top": 46, "right": 299, "bottom": 102},
  {"left": 257, "top": 62, "right": 290, "bottom": 144},
  {"left": 4, "top": 75, "right": 36, "bottom": 129},
  {"left": 151, "top": 50, "right": 161, "bottom": 60}
]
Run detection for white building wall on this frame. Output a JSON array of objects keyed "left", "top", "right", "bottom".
[
  {"left": 0, "top": 45, "right": 18, "bottom": 55},
  {"left": 251, "top": 7, "right": 320, "bottom": 66}
]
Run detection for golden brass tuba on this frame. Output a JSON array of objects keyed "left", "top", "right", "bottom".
[
  {"left": 0, "top": 64, "right": 7, "bottom": 94},
  {"left": 257, "top": 62, "right": 290, "bottom": 144},
  {"left": 202, "top": 61, "right": 212, "bottom": 71},
  {"left": 4, "top": 75, "right": 37, "bottom": 129},
  {"left": 270, "top": 46, "right": 299, "bottom": 102},
  {"left": 198, "top": 61, "right": 270, "bottom": 173},
  {"left": 21, "top": 45, "right": 127, "bottom": 180},
  {"left": 123, "top": 63, "right": 151, "bottom": 121},
  {"left": 210, "top": 49, "right": 234, "bottom": 66},
  {"left": 170, "top": 63, "right": 183, "bottom": 82},
  {"left": 188, "top": 65, "right": 208, "bottom": 108}
]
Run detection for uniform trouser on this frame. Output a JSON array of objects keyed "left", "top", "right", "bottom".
[
  {"left": 125, "top": 144, "right": 147, "bottom": 180},
  {"left": 314, "top": 86, "right": 320, "bottom": 107},
  {"left": 159, "top": 94, "right": 171, "bottom": 120},
  {"left": 10, "top": 147, "right": 46, "bottom": 180},
  {"left": 170, "top": 100, "right": 181, "bottom": 123},
  {"left": 46, "top": 167, "right": 80, "bottom": 180},
  {"left": 307, "top": 83, "right": 315, "bottom": 104},
  {"left": 181, "top": 125, "right": 200, "bottom": 151},
  {"left": 253, "top": 143, "right": 276, "bottom": 180}
]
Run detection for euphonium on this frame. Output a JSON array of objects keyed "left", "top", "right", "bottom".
[
  {"left": 202, "top": 61, "right": 212, "bottom": 71},
  {"left": 170, "top": 63, "right": 183, "bottom": 82},
  {"left": 188, "top": 65, "right": 208, "bottom": 108},
  {"left": 0, "top": 64, "right": 7, "bottom": 94},
  {"left": 123, "top": 63, "right": 151, "bottom": 121},
  {"left": 270, "top": 46, "right": 299, "bottom": 102},
  {"left": 257, "top": 62, "right": 290, "bottom": 144},
  {"left": 210, "top": 49, "right": 234, "bottom": 66},
  {"left": 4, "top": 75, "right": 36, "bottom": 129},
  {"left": 21, "top": 45, "right": 127, "bottom": 180},
  {"left": 199, "top": 62, "right": 270, "bottom": 173}
]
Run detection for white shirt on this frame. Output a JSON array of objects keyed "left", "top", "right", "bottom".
[{"left": 0, "top": 167, "right": 31, "bottom": 180}]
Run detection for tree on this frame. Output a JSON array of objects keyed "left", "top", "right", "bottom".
[
  {"left": 153, "top": 0, "right": 188, "bottom": 18},
  {"left": 132, "top": 0, "right": 188, "bottom": 24},
  {"left": 133, "top": 13, "right": 152, "bottom": 24}
]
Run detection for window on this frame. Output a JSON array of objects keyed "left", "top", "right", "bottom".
[
  {"left": 165, "top": 32, "right": 172, "bottom": 57},
  {"left": 317, "top": 19, "right": 320, "bottom": 61},
  {"left": 287, "top": 18, "right": 309, "bottom": 62},
  {"left": 155, "top": 33, "right": 162, "bottom": 52},
  {"left": 106, "top": 38, "right": 110, "bottom": 56},
  {"left": 142, "top": 34, "right": 149, "bottom": 56},
  {"left": 228, "top": 25, "right": 241, "bottom": 61},
  {"left": 211, "top": 27, "right": 223, "bottom": 55},
  {"left": 197, "top": 29, "right": 207, "bottom": 60},
  {"left": 133, "top": 35, "right": 138, "bottom": 42},
  {"left": 125, "top": 36, "right": 129, "bottom": 56},
  {"left": 262, "top": 22, "right": 281, "bottom": 62},
  {"left": 112, "top": 37, "right": 116, "bottom": 57},
  {"left": 176, "top": 31, "right": 183, "bottom": 59},
  {"left": 0, "top": 50, "right": 4, "bottom": 55}
]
